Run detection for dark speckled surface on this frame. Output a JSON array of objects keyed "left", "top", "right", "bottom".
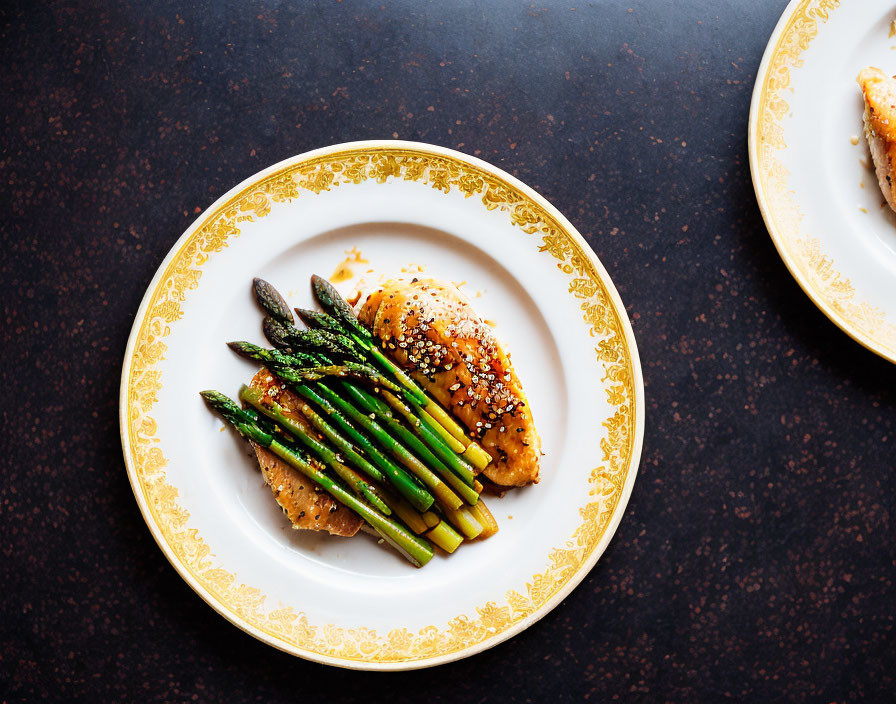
[{"left": 2, "top": 0, "right": 894, "bottom": 700}]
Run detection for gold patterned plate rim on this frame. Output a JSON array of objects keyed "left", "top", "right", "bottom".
[
  {"left": 748, "top": 0, "right": 896, "bottom": 364},
  {"left": 119, "top": 140, "right": 645, "bottom": 669}
]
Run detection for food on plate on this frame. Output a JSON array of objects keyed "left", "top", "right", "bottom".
[
  {"left": 201, "top": 273, "right": 533, "bottom": 567},
  {"left": 357, "top": 278, "right": 541, "bottom": 487},
  {"left": 857, "top": 67, "right": 896, "bottom": 212}
]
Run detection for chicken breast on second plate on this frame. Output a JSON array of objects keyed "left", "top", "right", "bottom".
[{"left": 857, "top": 66, "right": 896, "bottom": 212}]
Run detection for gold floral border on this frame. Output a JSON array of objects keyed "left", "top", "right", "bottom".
[
  {"left": 124, "top": 146, "right": 638, "bottom": 665},
  {"left": 752, "top": 0, "right": 896, "bottom": 360}
]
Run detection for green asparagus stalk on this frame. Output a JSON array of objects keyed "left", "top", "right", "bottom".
[
  {"left": 438, "top": 502, "right": 484, "bottom": 540},
  {"left": 228, "top": 341, "right": 404, "bottom": 396},
  {"left": 417, "top": 407, "right": 467, "bottom": 454},
  {"left": 238, "top": 385, "right": 391, "bottom": 515},
  {"left": 295, "top": 307, "right": 343, "bottom": 333},
  {"left": 200, "top": 390, "right": 433, "bottom": 567},
  {"left": 467, "top": 497, "right": 499, "bottom": 539},
  {"left": 425, "top": 520, "right": 464, "bottom": 553},
  {"left": 262, "top": 316, "right": 296, "bottom": 352}
]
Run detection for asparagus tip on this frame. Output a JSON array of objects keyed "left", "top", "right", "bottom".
[
  {"left": 262, "top": 316, "right": 291, "bottom": 349},
  {"left": 294, "top": 307, "right": 316, "bottom": 326},
  {"left": 227, "top": 340, "right": 265, "bottom": 359},
  {"left": 199, "top": 389, "right": 239, "bottom": 417},
  {"left": 253, "top": 277, "right": 295, "bottom": 324}
]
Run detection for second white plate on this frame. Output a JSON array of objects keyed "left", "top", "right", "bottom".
[{"left": 750, "top": 0, "right": 896, "bottom": 362}]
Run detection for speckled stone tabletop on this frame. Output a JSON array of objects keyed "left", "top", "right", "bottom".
[{"left": 2, "top": 0, "right": 894, "bottom": 701}]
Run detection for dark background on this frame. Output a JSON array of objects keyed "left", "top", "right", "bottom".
[{"left": 2, "top": 0, "right": 894, "bottom": 701}]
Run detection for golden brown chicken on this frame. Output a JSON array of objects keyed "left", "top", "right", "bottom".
[
  {"left": 857, "top": 67, "right": 896, "bottom": 212},
  {"left": 357, "top": 278, "right": 541, "bottom": 487},
  {"left": 248, "top": 368, "right": 363, "bottom": 537}
]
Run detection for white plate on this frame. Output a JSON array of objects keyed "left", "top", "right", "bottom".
[
  {"left": 119, "top": 141, "right": 644, "bottom": 669},
  {"left": 750, "top": 0, "right": 896, "bottom": 363}
]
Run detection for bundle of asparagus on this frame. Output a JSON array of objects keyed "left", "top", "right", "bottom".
[{"left": 202, "top": 276, "right": 500, "bottom": 567}]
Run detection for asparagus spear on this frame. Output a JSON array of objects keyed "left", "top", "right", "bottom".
[
  {"left": 295, "top": 307, "right": 343, "bottom": 333},
  {"left": 467, "top": 497, "right": 499, "bottom": 539},
  {"left": 200, "top": 390, "right": 433, "bottom": 567},
  {"left": 310, "top": 274, "right": 493, "bottom": 468},
  {"left": 438, "top": 502, "right": 484, "bottom": 540},
  {"left": 311, "top": 273, "right": 372, "bottom": 341},
  {"left": 239, "top": 385, "right": 391, "bottom": 515},
  {"left": 227, "top": 342, "right": 404, "bottom": 396}
]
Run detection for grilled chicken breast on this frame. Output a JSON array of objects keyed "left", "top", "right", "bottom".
[
  {"left": 357, "top": 278, "right": 540, "bottom": 487},
  {"left": 858, "top": 67, "right": 896, "bottom": 212},
  {"left": 248, "top": 368, "right": 363, "bottom": 537}
]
